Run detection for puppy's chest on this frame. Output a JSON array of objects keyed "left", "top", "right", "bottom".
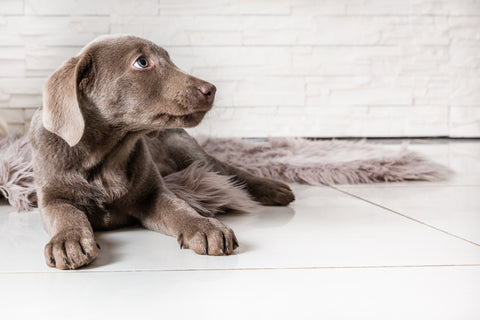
[
  {"left": 82, "top": 135, "right": 150, "bottom": 205},
  {"left": 84, "top": 163, "right": 130, "bottom": 205}
]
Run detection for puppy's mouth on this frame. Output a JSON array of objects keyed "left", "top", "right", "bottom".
[{"left": 153, "top": 110, "right": 208, "bottom": 125}]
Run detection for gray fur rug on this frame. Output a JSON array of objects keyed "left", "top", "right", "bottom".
[{"left": 0, "top": 134, "right": 452, "bottom": 213}]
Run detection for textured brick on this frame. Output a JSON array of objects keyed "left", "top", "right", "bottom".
[
  {"left": 0, "top": 0, "right": 478, "bottom": 137},
  {"left": 242, "top": 15, "right": 456, "bottom": 46},
  {"left": 450, "top": 46, "right": 480, "bottom": 69},
  {"left": 379, "top": 17, "right": 450, "bottom": 46},
  {"left": 411, "top": 0, "right": 480, "bottom": 16},
  {"left": 242, "top": 16, "right": 316, "bottom": 45},
  {"left": 26, "top": 47, "right": 79, "bottom": 71},
  {"left": 110, "top": 16, "right": 191, "bottom": 46},
  {"left": 328, "top": 88, "right": 413, "bottom": 106},
  {"left": 189, "top": 105, "right": 449, "bottom": 137},
  {"left": 111, "top": 16, "right": 247, "bottom": 46},
  {"left": 232, "top": 77, "right": 305, "bottom": 107},
  {"left": 450, "top": 106, "right": 480, "bottom": 137},
  {"left": 0, "top": 60, "right": 25, "bottom": 78},
  {"left": 290, "top": 0, "right": 346, "bottom": 16},
  {"left": 24, "top": 108, "right": 37, "bottom": 122},
  {"left": 449, "top": 76, "right": 480, "bottom": 106},
  {"left": 408, "top": 75, "right": 450, "bottom": 105},
  {"left": 292, "top": 46, "right": 403, "bottom": 76},
  {"left": 0, "top": 78, "right": 45, "bottom": 95},
  {"left": 6, "top": 16, "right": 110, "bottom": 46},
  {"left": 0, "top": 108, "right": 24, "bottom": 123},
  {"left": 25, "top": 0, "right": 158, "bottom": 15},
  {"left": 0, "top": 47, "right": 26, "bottom": 78},
  {"left": 188, "top": 31, "right": 243, "bottom": 46},
  {"left": 297, "top": 16, "right": 382, "bottom": 46},
  {"left": 0, "top": 0, "right": 23, "bottom": 15},
  {"left": 168, "top": 46, "right": 292, "bottom": 80},
  {"left": 346, "top": 0, "right": 480, "bottom": 16},
  {"left": 448, "top": 17, "right": 480, "bottom": 46},
  {"left": 10, "top": 94, "right": 42, "bottom": 108},
  {"left": 290, "top": 0, "right": 480, "bottom": 17},
  {"left": 158, "top": 0, "right": 290, "bottom": 16},
  {"left": 0, "top": 91, "right": 9, "bottom": 102}
]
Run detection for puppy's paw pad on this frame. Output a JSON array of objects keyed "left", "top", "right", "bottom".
[{"left": 44, "top": 229, "right": 99, "bottom": 270}]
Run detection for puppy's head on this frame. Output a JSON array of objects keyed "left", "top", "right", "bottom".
[{"left": 42, "top": 35, "right": 216, "bottom": 147}]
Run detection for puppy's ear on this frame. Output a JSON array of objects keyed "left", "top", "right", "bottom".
[{"left": 42, "top": 53, "right": 94, "bottom": 147}]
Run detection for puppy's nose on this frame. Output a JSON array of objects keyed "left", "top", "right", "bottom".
[{"left": 197, "top": 83, "right": 216, "bottom": 101}]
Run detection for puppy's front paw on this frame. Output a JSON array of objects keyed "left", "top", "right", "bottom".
[
  {"left": 44, "top": 228, "right": 99, "bottom": 270},
  {"left": 177, "top": 217, "right": 238, "bottom": 256},
  {"left": 249, "top": 178, "right": 295, "bottom": 206}
]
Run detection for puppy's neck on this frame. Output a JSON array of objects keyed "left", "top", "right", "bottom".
[{"left": 78, "top": 106, "right": 144, "bottom": 170}]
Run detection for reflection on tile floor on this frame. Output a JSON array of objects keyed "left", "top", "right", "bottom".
[{"left": 0, "top": 140, "right": 479, "bottom": 320}]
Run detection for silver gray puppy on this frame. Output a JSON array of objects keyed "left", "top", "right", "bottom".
[{"left": 29, "top": 35, "right": 295, "bottom": 270}]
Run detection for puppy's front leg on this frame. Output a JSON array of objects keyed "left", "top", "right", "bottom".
[
  {"left": 140, "top": 195, "right": 238, "bottom": 255},
  {"left": 41, "top": 202, "right": 99, "bottom": 270}
]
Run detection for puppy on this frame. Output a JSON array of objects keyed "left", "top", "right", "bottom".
[{"left": 29, "top": 35, "right": 295, "bottom": 270}]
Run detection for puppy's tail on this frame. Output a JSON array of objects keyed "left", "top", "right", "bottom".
[{"left": 163, "top": 162, "right": 260, "bottom": 217}]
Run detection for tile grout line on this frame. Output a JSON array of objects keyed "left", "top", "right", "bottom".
[
  {"left": 1, "top": 264, "right": 479, "bottom": 275},
  {"left": 331, "top": 184, "right": 480, "bottom": 189},
  {"left": 327, "top": 185, "right": 480, "bottom": 247}
]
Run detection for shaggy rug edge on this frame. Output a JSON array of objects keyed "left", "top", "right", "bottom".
[
  {"left": 0, "top": 135, "right": 36, "bottom": 212},
  {"left": 197, "top": 136, "right": 454, "bottom": 185}
]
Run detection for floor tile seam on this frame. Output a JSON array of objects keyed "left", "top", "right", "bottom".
[
  {"left": 1, "top": 264, "right": 479, "bottom": 275},
  {"left": 334, "top": 184, "right": 480, "bottom": 189},
  {"left": 326, "top": 185, "right": 480, "bottom": 247}
]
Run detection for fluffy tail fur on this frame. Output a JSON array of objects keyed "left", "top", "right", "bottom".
[{"left": 164, "top": 162, "right": 260, "bottom": 217}]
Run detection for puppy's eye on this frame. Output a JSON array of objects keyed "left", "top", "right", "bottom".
[{"left": 133, "top": 57, "right": 149, "bottom": 69}]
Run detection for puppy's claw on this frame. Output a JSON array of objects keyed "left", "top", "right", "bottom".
[
  {"left": 63, "top": 258, "right": 67, "bottom": 264},
  {"left": 70, "top": 257, "right": 74, "bottom": 263},
  {"left": 220, "top": 248, "right": 224, "bottom": 254},
  {"left": 49, "top": 257, "right": 54, "bottom": 265},
  {"left": 96, "top": 243, "right": 101, "bottom": 250},
  {"left": 85, "top": 252, "right": 90, "bottom": 258},
  {"left": 178, "top": 234, "right": 184, "bottom": 249},
  {"left": 203, "top": 247, "right": 207, "bottom": 255}
]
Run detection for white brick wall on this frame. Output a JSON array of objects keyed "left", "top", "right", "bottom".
[{"left": 0, "top": 0, "right": 479, "bottom": 137}]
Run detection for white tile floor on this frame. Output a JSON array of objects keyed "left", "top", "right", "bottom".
[{"left": 1, "top": 139, "right": 479, "bottom": 320}]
